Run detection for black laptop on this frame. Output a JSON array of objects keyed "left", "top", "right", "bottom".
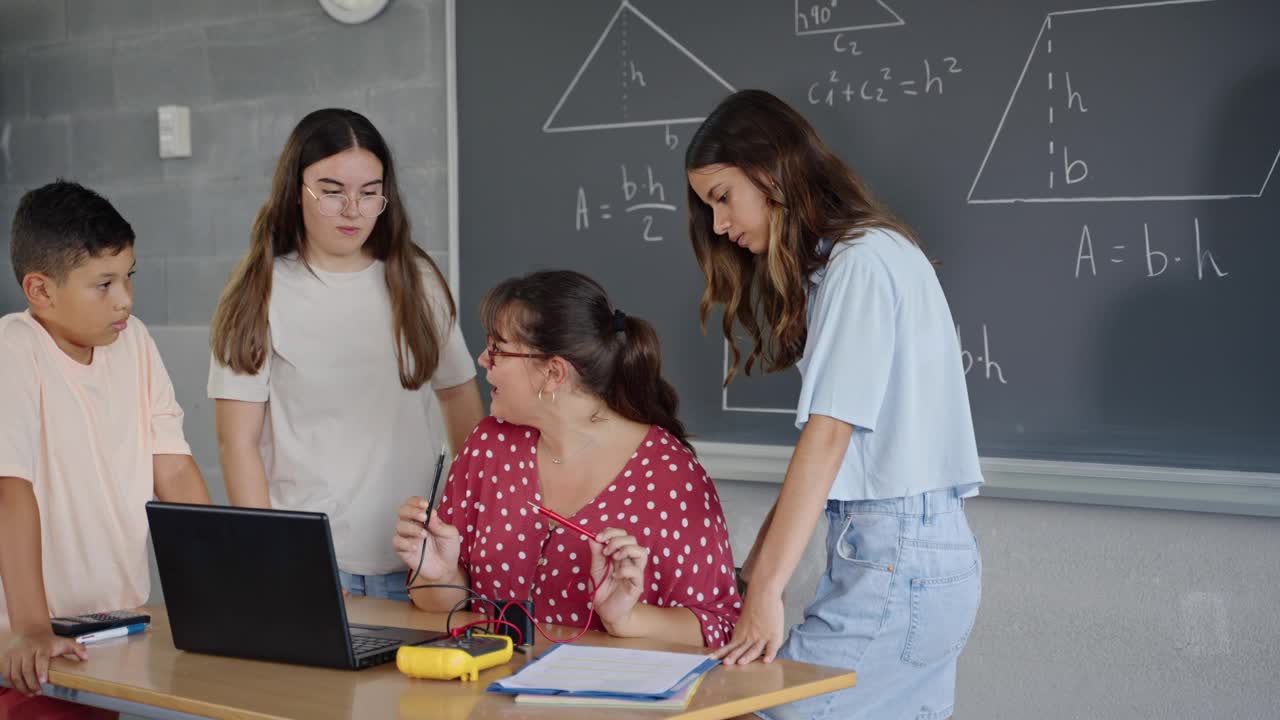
[{"left": 146, "top": 502, "right": 443, "bottom": 670}]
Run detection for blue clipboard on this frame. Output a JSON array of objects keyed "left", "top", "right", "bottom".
[{"left": 486, "top": 644, "right": 720, "bottom": 701}]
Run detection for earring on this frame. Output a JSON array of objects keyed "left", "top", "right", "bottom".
[
  {"left": 538, "top": 389, "right": 543, "bottom": 401},
  {"left": 552, "top": 391, "right": 558, "bottom": 403}
]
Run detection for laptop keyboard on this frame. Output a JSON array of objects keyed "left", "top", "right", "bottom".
[{"left": 351, "top": 635, "right": 401, "bottom": 655}]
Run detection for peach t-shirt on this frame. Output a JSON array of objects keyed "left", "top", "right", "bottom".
[{"left": 0, "top": 311, "right": 191, "bottom": 630}]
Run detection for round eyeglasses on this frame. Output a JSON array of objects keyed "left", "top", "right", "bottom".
[{"left": 303, "top": 184, "right": 389, "bottom": 218}]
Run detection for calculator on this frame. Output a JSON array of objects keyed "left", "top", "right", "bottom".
[{"left": 51, "top": 610, "right": 151, "bottom": 637}]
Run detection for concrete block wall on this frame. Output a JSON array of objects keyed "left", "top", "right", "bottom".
[{"left": 1, "top": 0, "right": 451, "bottom": 494}]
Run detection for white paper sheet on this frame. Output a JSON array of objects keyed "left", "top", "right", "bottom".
[{"left": 493, "top": 645, "right": 713, "bottom": 696}]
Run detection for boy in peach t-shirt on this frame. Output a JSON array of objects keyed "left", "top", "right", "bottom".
[{"left": 0, "top": 181, "right": 210, "bottom": 717}]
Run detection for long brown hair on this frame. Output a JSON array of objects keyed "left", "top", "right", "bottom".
[
  {"left": 479, "top": 270, "right": 692, "bottom": 451},
  {"left": 685, "top": 89, "right": 919, "bottom": 384},
  {"left": 211, "top": 108, "right": 453, "bottom": 389}
]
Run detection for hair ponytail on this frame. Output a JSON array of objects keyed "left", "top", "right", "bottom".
[
  {"left": 479, "top": 270, "right": 692, "bottom": 451},
  {"left": 607, "top": 314, "right": 689, "bottom": 450}
]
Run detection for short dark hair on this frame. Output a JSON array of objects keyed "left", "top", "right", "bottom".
[{"left": 9, "top": 180, "right": 135, "bottom": 285}]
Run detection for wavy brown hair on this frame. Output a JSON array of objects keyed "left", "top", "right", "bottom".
[
  {"left": 685, "top": 89, "right": 919, "bottom": 384},
  {"left": 479, "top": 270, "right": 692, "bottom": 451},
  {"left": 211, "top": 108, "right": 453, "bottom": 389}
]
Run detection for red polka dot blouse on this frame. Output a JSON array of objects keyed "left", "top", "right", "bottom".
[{"left": 438, "top": 416, "right": 741, "bottom": 647}]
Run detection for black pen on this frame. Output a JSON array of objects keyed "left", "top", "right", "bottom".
[
  {"left": 424, "top": 450, "right": 447, "bottom": 526},
  {"left": 408, "top": 450, "right": 449, "bottom": 589}
]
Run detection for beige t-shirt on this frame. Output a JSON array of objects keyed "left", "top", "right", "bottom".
[
  {"left": 0, "top": 312, "right": 191, "bottom": 631},
  {"left": 207, "top": 255, "right": 476, "bottom": 575}
]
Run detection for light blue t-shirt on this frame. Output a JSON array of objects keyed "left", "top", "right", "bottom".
[{"left": 795, "top": 228, "right": 984, "bottom": 501}]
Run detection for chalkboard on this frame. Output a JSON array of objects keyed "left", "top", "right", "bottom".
[{"left": 456, "top": 0, "right": 1280, "bottom": 474}]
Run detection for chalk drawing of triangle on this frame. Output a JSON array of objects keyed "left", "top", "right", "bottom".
[
  {"left": 543, "top": 1, "right": 735, "bottom": 133},
  {"left": 795, "top": 0, "right": 905, "bottom": 36}
]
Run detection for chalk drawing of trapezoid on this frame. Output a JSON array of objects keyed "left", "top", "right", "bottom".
[
  {"left": 543, "top": 1, "right": 735, "bottom": 134},
  {"left": 795, "top": 0, "right": 904, "bottom": 36},
  {"left": 967, "top": 0, "right": 1280, "bottom": 204},
  {"left": 721, "top": 339, "right": 800, "bottom": 415}
]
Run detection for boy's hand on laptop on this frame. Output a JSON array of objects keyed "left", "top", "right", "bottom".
[
  {"left": 394, "top": 497, "right": 461, "bottom": 583},
  {"left": 2, "top": 630, "right": 88, "bottom": 697}
]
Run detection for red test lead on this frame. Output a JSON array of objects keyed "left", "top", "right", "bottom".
[{"left": 525, "top": 501, "right": 602, "bottom": 544}]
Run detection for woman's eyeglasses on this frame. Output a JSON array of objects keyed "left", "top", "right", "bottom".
[
  {"left": 303, "top": 184, "right": 389, "bottom": 218},
  {"left": 487, "top": 339, "right": 549, "bottom": 367}
]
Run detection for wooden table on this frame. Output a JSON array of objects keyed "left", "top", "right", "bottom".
[{"left": 0, "top": 598, "right": 854, "bottom": 719}]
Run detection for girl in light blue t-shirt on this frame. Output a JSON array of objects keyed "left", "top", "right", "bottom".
[{"left": 685, "top": 89, "right": 984, "bottom": 720}]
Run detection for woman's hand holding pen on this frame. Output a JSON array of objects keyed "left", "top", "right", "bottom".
[
  {"left": 393, "top": 497, "right": 461, "bottom": 583},
  {"left": 588, "top": 528, "right": 650, "bottom": 636}
]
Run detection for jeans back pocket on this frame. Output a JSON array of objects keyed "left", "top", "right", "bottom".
[{"left": 901, "top": 556, "right": 981, "bottom": 667}]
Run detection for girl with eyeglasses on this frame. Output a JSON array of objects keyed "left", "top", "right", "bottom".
[
  {"left": 391, "top": 270, "right": 741, "bottom": 648},
  {"left": 209, "top": 108, "right": 484, "bottom": 601},
  {"left": 685, "top": 90, "right": 984, "bottom": 719}
]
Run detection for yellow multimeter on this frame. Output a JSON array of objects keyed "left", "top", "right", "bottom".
[{"left": 396, "top": 633, "right": 514, "bottom": 682}]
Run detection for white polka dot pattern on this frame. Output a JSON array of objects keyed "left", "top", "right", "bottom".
[{"left": 437, "top": 416, "right": 741, "bottom": 647}]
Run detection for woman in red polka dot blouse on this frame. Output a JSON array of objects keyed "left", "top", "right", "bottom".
[{"left": 393, "top": 271, "right": 740, "bottom": 648}]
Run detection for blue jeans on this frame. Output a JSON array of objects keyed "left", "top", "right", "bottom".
[
  {"left": 760, "top": 487, "right": 981, "bottom": 720},
  {"left": 339, "top": 570, "right": 411, "bottom": 603}
]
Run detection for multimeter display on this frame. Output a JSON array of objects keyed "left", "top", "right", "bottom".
[{"left": 424, "top": 635, "right": 509, "bottom": 655}]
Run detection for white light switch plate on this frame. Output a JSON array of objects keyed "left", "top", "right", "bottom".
[{"left": 157, "top": 105, "right": 192, "bottom": 159}]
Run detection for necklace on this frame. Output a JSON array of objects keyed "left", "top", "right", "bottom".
[{"left": 544, "top": 434, "right": 598, "bottom": 465}]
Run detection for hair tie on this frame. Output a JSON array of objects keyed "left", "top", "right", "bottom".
[{"left": 612, "top": 309, "right": 627, "bottom": 333}]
